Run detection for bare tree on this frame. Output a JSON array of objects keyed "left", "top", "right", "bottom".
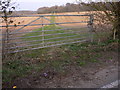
[
  {"left": 0, "top": 0, "right": 16, "bottom": 55},
  {"left": 77, "top": 0, "right": 120, "bottom": 40}
]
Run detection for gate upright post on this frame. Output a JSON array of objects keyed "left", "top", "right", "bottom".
[
  {"left": 88, "top": 15, "right": 94, "bottom": 42},
  {"left": 42, "top": 16, "right": 45, "bottom": 47}
]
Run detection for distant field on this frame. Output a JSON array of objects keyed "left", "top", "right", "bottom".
[
  {"left": 1, "top": 11, "right": 92, "bottom": 33},
  {"left": 7, "top": 22, "right": 90, "bottom": 53},
  {"left": 1, "top": 12, "right": 92, "bottom": 53}
]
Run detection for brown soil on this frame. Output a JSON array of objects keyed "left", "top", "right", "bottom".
[
  {"left": 1, "top": 12, "right": 89, "bottom": 33},
  {"left": 11, "top": 50, "right": 118, "bottom": 88}
]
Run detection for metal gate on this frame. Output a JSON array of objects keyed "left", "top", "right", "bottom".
[{"left": 0, "top": 14, "right": 94, "bottom": 53}]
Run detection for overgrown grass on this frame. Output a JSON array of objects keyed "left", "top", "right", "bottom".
[
  {"left": 2, "top": 58, "right": 48, "bottom": 87},
  {"left": 3, "top": 60, "right": 33, "bottom": 83},
  {"left": 3, "top": 38, "right": 118, "bottom": 88}
]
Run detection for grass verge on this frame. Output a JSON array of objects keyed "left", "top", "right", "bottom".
[{"left": 2, "top": 38, "right": 118, "bottom": 88}]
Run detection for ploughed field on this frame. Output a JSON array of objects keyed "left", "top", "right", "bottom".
[
  {"left": 1, "top": 12, "right": 90, "bottom": 33},
  {"left": 1, "top": 12, "right": 91, "bottom": 53}
]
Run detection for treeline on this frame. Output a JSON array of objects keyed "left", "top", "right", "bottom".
[
  {"left": 12, "top": 11, "right": 37, "bottom": 15},
  {"left": 37, "top": 2, "right": 113, "bottom": 14},
  {"left": 0, "top": 2, "right": 113, "bottom": 15},
  {"left": 37, "top": 3, "right": 94, "bottom": 14},
  {"left": 0, "top": 11, "right": 37, "bottom": 15}
]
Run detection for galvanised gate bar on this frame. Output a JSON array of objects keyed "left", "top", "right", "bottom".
[{"left": 0, "top": 14, "right": 94, "bottom": 53}]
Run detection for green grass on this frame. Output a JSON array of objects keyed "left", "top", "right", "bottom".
[
  {"left": 24, "top": 26, "right": 87, "bottom": 39},
  {"left": 22, "top": 24, "right": 89, "bottom": 49},
  {"left": 2, "top": 60, "right": 33, "bottom": 83},
  {"left": 2, "top": 59, "right": 48, "bottom": 86},
  {"left": 23, "top": 25, "right": 61, "bottom": 41},
  {"left": 2, "top": 38, "right": 118, "bottom": 87},
  {"left": 20, "top": 16, "right": 89, "bottom": 50},
  {"left": 3, "top": 14, "right": 119, "bottom": 87},
  {"left": 50, "top": 15, "right": 56, "bottom": 24}
]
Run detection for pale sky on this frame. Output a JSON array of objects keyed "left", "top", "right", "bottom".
[
  {"left": 12, "top": 0, "right": 76, "bottom": 11},
  {"left": 10, "top": 0, "right": 119, "bottom": 11}
]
